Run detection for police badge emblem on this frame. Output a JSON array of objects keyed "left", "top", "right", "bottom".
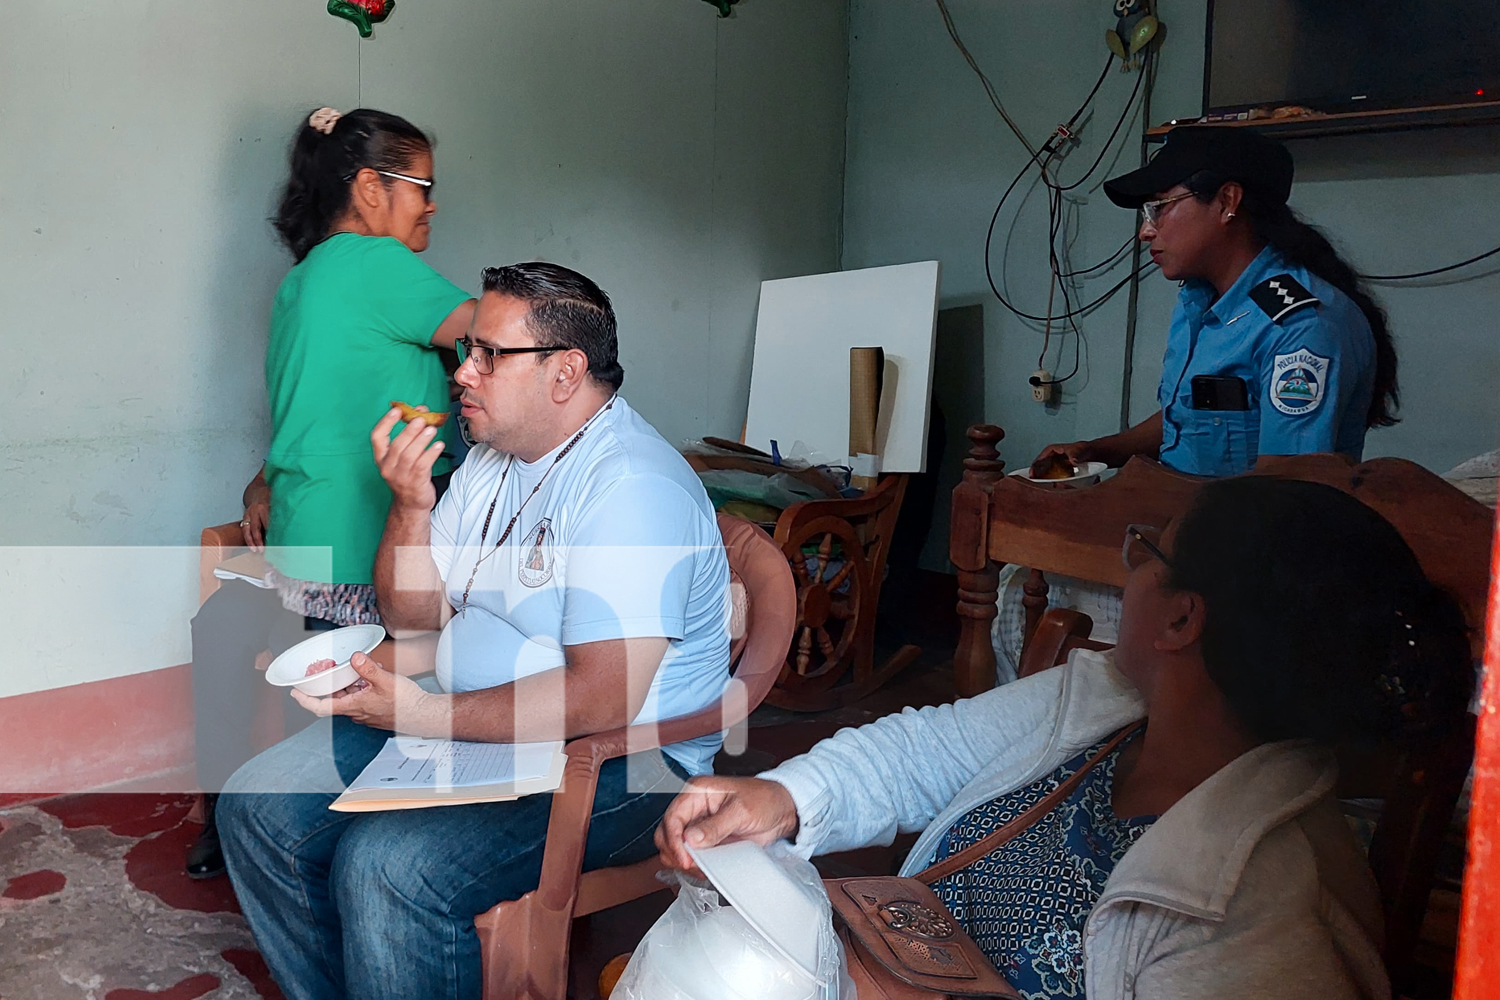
[
  {"left": 1270, "top": 349, "right": 1329, "bottom": 416},
  {"left": 517, "top": 518, "right": 554, "bottom": 588}
]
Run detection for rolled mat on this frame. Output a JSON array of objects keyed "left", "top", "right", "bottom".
[{"left": 849, "top": 347, "right": 884, "bottom": 489}]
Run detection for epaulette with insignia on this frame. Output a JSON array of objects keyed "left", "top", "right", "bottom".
[{"left": 1249, "top": 274, "right": 1320, "bottom": 323}]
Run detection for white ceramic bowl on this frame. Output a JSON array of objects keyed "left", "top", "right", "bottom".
[
  {"left": 264, "top": 624, "right": 386, "bottom": 697},
  {"left": 1010, "top": 460, "right": 1109, "bottom": 487}
]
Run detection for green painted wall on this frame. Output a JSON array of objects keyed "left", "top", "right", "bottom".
[
  {"left": 0, "top": 0, "right": 848, "bottom": 696},
  {"left": 0, "top": 0, "right": 849, "bottom": 549},
  {"left": 842, "top": 0, "right": 1500, "bottom": 566}
]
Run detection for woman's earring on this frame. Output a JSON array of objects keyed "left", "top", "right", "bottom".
[{"left": 1224, "top": 212, "right": 1236, "bottom": 222}]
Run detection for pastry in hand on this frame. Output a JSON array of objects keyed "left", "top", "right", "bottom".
[
  {"left": 1030, "top": 452, "right": 1078, "bottom": 481},
  {"left": 390, "top": 400, "right": 449, "bottom": 427}
]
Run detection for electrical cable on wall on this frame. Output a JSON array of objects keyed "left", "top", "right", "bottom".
[
  {"left": 939, "top": 0, "right": 1492, "bottom": 402},
  {"left": 1060, "top": 235, "right": 1135, "bottom": 278},
  {"left": 936, "top": 0, "right": 1159, "bottom": 390},
  {"left": 1361, "top": 244, "right": 1500, "bottom": 282},
  {"left": 1049, "top": 65, "right": 1146, "bottom": 193},
  {"left": 1030, "top": 66, "right": 1163, "bottom": 386},
  {"left": 934, "top": 0, "right": 1042, "bottom": 161},
  {"left": 978, "top": 57, "right": 1156, "bottom": 323}
]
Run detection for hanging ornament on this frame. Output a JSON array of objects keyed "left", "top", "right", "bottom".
[
  {"left": 701, "top": 0, "right": 739, "bottom": 16},
  {"left": 328, "top": 0, "right": 394, "bottom": 38},
  {"left": 1105, "top": 0, "right": 1160, "bottom": 72}
]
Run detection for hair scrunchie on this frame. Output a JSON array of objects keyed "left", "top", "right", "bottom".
[{"left": 308, "top": 107, "right": 343, "bottom": 135}]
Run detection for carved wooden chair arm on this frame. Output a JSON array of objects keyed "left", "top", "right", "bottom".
[
  {"left": 773, "top": 474, "right": 904, "bottom": 539},
  {"left": 200, "top": 521, "right": 247, "bottom": 604}
]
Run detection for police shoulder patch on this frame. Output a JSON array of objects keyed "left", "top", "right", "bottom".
[
  {"left": 1269, "top": 349, "right": 1330, "bottom": 416},
  {"left": 1249, "top": 273, "right": 1320, "bottom": 323}
]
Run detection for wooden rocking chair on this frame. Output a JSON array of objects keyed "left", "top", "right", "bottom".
[{"left": 684, "top": 449, "right": 921, "bottom": 712}]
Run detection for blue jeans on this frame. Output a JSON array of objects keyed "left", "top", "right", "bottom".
[{"left": 218, "top": 716, "right": 686, "bottom": 1000}]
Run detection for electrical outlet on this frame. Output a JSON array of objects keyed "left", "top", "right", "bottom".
[{"left": 1031, "top": 369, "right": 1057, "bottom": 404}]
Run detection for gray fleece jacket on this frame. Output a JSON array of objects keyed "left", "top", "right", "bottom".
[{"left": 761, "top": 649, "right": 1389, "bottom": 1000}]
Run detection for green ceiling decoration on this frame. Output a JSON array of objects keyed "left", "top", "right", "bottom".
[
  {"left": 328, "top": 0, "right": 395, "bottom": 38},
  {"left": 702, "top": 0, "right": 740, "bottom": 16}
]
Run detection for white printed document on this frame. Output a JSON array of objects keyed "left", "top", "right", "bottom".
[
  {"left": 212, "top": 552, "right": 274, "bottom": 589},
  {"left": 329, "top": 738, "right": 566, "bottom": 813}
]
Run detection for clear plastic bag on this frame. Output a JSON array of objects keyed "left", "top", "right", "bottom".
[{"left": 611, "top": 842, "right": 855, "bottom": 1000}]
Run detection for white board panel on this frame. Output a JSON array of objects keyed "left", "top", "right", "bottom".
[{"left": 744, "top": 262, "right": 941, "bottom": 473}]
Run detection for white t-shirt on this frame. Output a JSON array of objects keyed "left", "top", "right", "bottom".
[{"left": 428, "top": 397, "right": 731, "bottom": 775}]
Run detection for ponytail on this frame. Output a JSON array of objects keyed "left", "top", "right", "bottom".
[
  {"left": 1186, "top": 173, "right": 1401, "bottom": 429},
  {"left": 1170, "top": 477, "right": 1472, "bottom": 749},
  {"left": 1383, "top": 582, "right": 1473, "bottom": 744},
  {"left": 273, "top": 108, "right": 432, "bottom": 263}
]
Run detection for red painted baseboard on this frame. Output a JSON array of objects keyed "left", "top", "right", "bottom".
[
  {"left": 0, "top": 659, "right": 293, "bottom": 809},
  {"left": 0, "top": 665, "right": 196, "bottom": 807}
]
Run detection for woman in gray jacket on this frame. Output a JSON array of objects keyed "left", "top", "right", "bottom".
[{"left": 657, "top": 477, "right": 1471, "bottom": 1000}]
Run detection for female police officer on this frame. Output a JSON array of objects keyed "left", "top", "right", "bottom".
[{"left": 1038, "top": 126, "right": 1397, "bottom": 477}]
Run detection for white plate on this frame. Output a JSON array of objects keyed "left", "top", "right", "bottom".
[
  {"left": 265, "top": 624, "right": 386, "bottom": 698},
  {"left": 1010, "top": 460, "right": 1108, "bottom": 486},
  {"left": 687, "top": 841, "right": 824, "bottom": 979}
]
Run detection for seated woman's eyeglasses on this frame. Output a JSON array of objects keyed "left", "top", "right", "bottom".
[
  {"left": 457, "top": 338, "right": 556, "bottom": 376},
  {"left": 1122, "top": 524, "right": 1172, "bottom": 571}
]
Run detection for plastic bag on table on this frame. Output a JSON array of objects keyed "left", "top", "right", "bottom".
[
  {"left": 696, "top": 468, "right": 833, "bottom": 511},
  {"left": 611, "top": 841, "right": 855, "bottom": 1000}
]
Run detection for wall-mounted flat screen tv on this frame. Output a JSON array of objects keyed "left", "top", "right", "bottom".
[{"left": 1206, "top": 1, "right": 1500, "bottom": 116}]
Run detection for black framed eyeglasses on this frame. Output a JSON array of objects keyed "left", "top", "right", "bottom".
[
  {"left": 457, "top": 338, "right": 555, "bottom": 376},
  {"left": 1122, "top": 524, "right": 1173, "bottom": 572}
]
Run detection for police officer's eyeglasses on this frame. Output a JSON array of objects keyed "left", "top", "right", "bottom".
[
  {"left": 457, "top": 338, "right": 556, "bottom": 376},
  {"left": 1123, "top": 524, "right": 1173, "bottom": 572},
  {"left": 1141, "top": 191, "right": 1194, "bottom": 226}
]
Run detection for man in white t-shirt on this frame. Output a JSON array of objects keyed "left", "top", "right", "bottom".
[{"left": 219, "top": 263, "right": 731, "bottom": 1000}]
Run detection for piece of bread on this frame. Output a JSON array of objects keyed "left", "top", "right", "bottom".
[
  {"left": 1030, "top": 453, "right": 1077, "bottom": 481},
  {"left": 599, "top": 954, "right": 631, "bottom": 998},
  {"left": 391, "top": 400, "right": 449, "bottom": 427}
]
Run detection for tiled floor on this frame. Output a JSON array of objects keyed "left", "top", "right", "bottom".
[
  {"left": 0, "top": 794, "right": 282, "bottom": 999},
  {"left": 0, "top": 635, "right": 957, "bottom": 1000}
]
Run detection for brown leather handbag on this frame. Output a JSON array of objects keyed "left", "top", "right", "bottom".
[{"left": 823, "top": 722, "right": 1143, "bottom": 999}]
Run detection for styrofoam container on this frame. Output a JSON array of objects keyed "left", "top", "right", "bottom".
[
  {"left": 654, "top": 905, "right": 818, "bottom": 1000},
  {"left": 264, "top": 624, "right": 386, "bottom": 697},
  {"left": 687, "top": 841, "right": 824, "bottom": 978}
]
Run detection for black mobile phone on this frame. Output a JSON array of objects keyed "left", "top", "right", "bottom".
[{"left": 1190, "top": 375, "right": 1250, "bottom": 411}]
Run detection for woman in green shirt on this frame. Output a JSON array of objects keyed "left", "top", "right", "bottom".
[{"left": 188, "top": 107, "right": 475, "bottom": 877}]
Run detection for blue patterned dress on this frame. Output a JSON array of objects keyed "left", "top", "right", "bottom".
[{"left": 929, "top": 730, "right": 1155, "bottom": 998}]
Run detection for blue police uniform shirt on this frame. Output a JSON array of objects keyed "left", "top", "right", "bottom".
[{"left": 1157, "top": 245, "right": 1376, "bottom": 478}]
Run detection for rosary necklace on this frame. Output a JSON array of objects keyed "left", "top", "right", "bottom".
[{"left": 458, "top": 396, "right": 616, "bottom": 616}]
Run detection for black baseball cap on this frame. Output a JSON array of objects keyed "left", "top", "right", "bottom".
[{"left": 1103, "top": 126, "right": 1294, "bottom": 210}]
